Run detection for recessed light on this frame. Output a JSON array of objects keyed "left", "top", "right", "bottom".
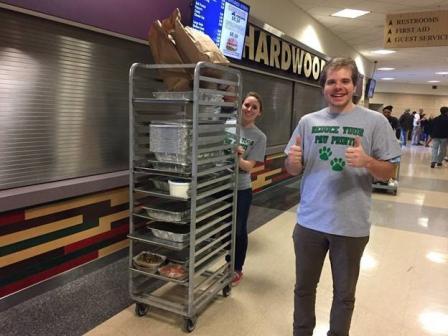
[
  {"left": 435, "top": 71, "right": 448, "bottom": 75},
  {"left": 381, "top": 78, "right": 395, "bottom": 80},
  {"left": 428, "top": 80, "right": 440, "bottom": 83},
  {"left": 378, "top": 67, "right": 395, "bottom": 71},
  {"left": 372, "top": 49, "right": 396, "bottom": 55},
  {"left": 331, "top": 9, "right": 370, "bottom": 19}
]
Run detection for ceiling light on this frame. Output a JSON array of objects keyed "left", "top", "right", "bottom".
[
  {"left": 428, "top": 80, "right": 440, "bottom": 83},
  {"left": 435, "top": 71, "right": 448, "bottom": 75},
  {"left": 372, "top": 49, "right": 396, "bottom": 55},
  {"left": 381, "top": 78, "right": 395, "bottom": 80},
  {"left": 378, "top": 67, "right": 395, "bottom": 71},
  {"left": 331, "top": 9, "right": 370, "bottom": 18},
  {"left": 331, "top": 8, "right": 370, "bottom": 19}
]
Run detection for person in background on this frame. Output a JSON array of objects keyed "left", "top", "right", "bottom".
[
  {"left": 411, "top": 110, "right": 421, "bottom": 145},
  {"left": 429, "top": 106, "right": 448, "bottom": 168},
  {"left": 382, "top": 106, "right": 399, "bottom": 135},
  {"left": 284, "top": 57, "right": 401, "bottom": 336},
  {"left": 398, "top": 108, "right": 413, "bottom": 146},
  {"left": 419, "top": 114, "right": 430, "bottom": 146},
  {"left": 424, "top": 116, "right": 433, "bottom": 147},
  {"left": 383, "top": 105, "right": 400, "bottom": 139},
  {"left": 232, "top": 92, "right": 267, "bottom": 286}
]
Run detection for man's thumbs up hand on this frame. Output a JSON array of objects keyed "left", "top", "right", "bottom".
[{"left": 345, "top": 137, "right": 371, "bottom": 168}]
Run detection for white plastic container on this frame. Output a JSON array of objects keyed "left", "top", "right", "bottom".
[{"left": 168, "top": 180, "right": 190, "bottom": 199}]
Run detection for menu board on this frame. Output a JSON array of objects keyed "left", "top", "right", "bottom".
[{"left": 192, "top": 0, "right": 250, "bottom": 60}]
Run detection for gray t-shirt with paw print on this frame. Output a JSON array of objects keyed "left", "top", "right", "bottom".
[{"left": 284, "top": 106, "right": 401, "bottom": 237}]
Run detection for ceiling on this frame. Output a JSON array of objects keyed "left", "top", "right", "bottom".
[{"left": 291, "top": 0, "right": 448, "bottom": 85}]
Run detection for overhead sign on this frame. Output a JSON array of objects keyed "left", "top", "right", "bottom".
[{"left": 384, "top": 10, "right": 448, "bottom": 48}]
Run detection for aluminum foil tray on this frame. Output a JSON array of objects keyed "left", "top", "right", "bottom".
[
  {"left": 149, "top": 122, "right": 225, "bottom": 155},
  {"left": 153, "top": 91, "right": 224, "bottom": 102},
  {"left": 148, "top": 160, "right": 216, "bottom": 174},
  {"left": 147, "top": 222, "right": 190, "bottom": 242},
  {"left": 143, "top": 199, "right": 190, "bottom": 223},
  {"left": 153, "top": 149, "right": 225, "bottom": 164}
]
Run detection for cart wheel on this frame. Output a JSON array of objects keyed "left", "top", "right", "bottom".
[
  {"left": 222, "top": 285, "right": 231, "bottom": 297},
  {"left": 183, "top": 317, "right": 197, "bottom": 333},
  {"left": 135, "top": 303, "right": 149, "bottom": 317}
]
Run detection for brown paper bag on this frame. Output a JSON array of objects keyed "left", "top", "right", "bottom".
[
  {"left": 160, "top": 8, "right": 179, "bottom": 34},
  {"left": 148, "top": 19, "right": 191, "bottom": 91},
  {"left": 173, "top": 18, "right": 229, "bottom": 66}
]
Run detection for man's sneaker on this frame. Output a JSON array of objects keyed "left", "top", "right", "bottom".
[
  {"left": 431, "top": 162, "right": 436, "bottom": 168},
  {"left": 437, "top": 163, "right": 443, "bottom": 167},
  {"left": 232, "top": 271, "right": 243, "bottom": 286}
]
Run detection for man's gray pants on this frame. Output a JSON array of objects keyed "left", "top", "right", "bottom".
[{"left": 293, "top": 224, "right": 369, "bottom": 336}]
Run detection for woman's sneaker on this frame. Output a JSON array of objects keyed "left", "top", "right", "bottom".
[{"left": 232, "top": 271, "right": 243, "bottom": 286}]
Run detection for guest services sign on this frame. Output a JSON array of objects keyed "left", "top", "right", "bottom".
[{"left": 384, "top": 10, "right": 448, "bottom": 48}]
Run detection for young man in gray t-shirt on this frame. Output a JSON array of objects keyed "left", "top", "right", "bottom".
[{"left": 284, "top": 58, "right": 401, "bottom": 336}]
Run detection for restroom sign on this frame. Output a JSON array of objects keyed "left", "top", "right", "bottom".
[{"left": 384, "top": 10, "right": 448, "bottom": 48}]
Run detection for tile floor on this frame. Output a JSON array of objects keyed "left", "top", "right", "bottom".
[{"left": 85, "top": 145, "right": 448, "bottom": 336}]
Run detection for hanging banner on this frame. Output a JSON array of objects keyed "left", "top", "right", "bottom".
[{"left": 384, "top": 10, "right": 448, "bottom": 48}]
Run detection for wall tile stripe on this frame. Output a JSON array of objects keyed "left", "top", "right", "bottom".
[
  {"left": 64, "top": 223, "right": 128, "bottom": 254},
  {"left": 266, "top": 153, "right": 286, "bottom": 161},
  {"left": 25, "top": 188, "right": 127, "bottom": 219},
  {"left": 0, "top": 247, "right": 64, "bottom": 275},
  {"left": 0, "top": 209, "right": 128, "bottom": 267},
  {"left": 1, "top": 230, "right": 128, "bottom": 287},
  {"left": 251, "top": 164, "right": 265, "bottom": 174},
  {"left": 110, "top": 216, "right": 129, "bottom": 229},
  {"left": 0, "top": 210, "right": 25, "bottom": 227},
  {"left": 1, "top": 219, "right": 98, "bottom": 257},
  {"left": 252, "top": 168, "right": 283, "bottom": 190},
  {"left": 98, "top": 239, "right": 128, "bottom": 258},
  {"left": 0, "top": 201, "right": 127, "bottom": 236},
  {"left": 0, "top": 215, "right": 83, "bottom": 247},
  {"left": 0, "top": 251, "right": 98, "bottom": 297},
  {"left": 271, "top": 171, "right": 292, "bottom": 183}
]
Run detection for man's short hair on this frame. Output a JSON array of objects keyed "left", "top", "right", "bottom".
[
  {"left": 440, "top": 106, "right": 448, "bottom": 115},
  {"left": 319, "top": 57, "right": 359, "bottom": 88}
]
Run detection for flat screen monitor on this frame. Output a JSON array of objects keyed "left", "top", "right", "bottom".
[
  {"left": 366, "top": 78, "right": 376, "bottom": 98},
  {"left": 354, "top": 74, "right": 364, "bottom": 97},
  {"left": 192, "top": 0, "right": 250, "bottom": 60}
]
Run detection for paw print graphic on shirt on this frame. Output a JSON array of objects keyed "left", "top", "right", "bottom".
[
  {"left": 330, "top": 158, "right": 346, "bottom": 172},
  {"left": 319, "top": 147, "right": 332, "bottom": 160}
]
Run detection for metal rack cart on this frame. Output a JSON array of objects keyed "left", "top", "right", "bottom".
[
  {"left": 372, "top": 161, "right": 400, "bottom": 195},
  {"left": 128, "top": 62, "right": 241, "bottom": 332}
]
